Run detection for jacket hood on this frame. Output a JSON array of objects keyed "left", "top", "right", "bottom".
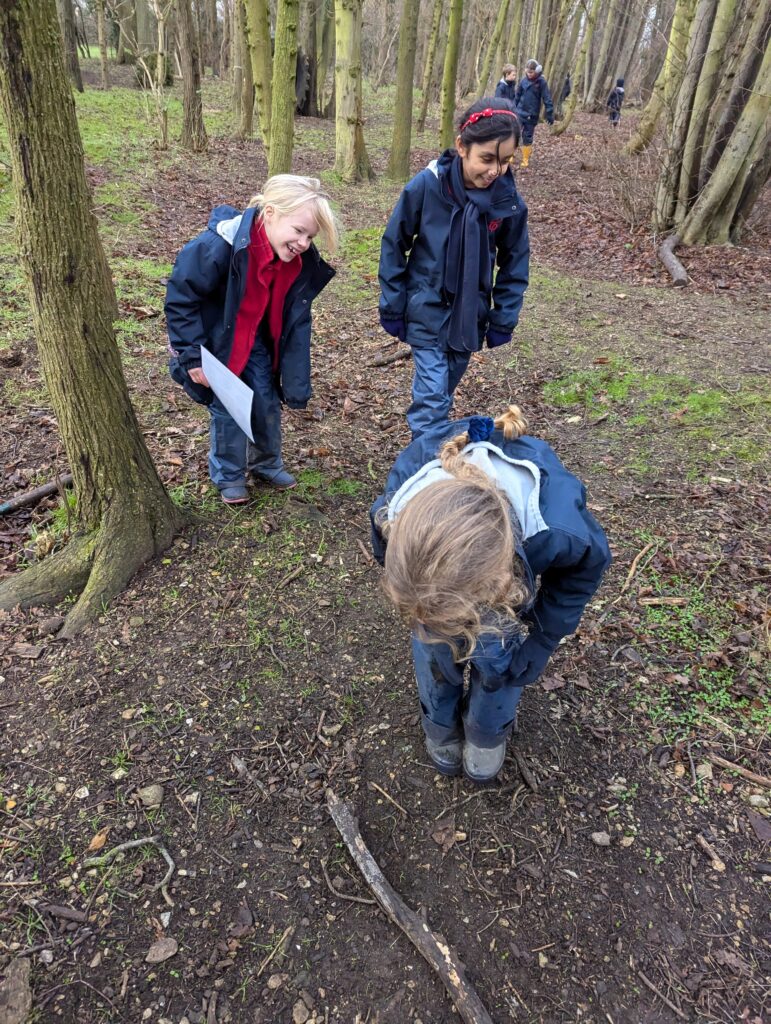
[
  {"left": 207, "top": 204, "right": 241, "bottom": 236},
  {"left": 387, "top": 441, "right": 548, "bottom": 541}
]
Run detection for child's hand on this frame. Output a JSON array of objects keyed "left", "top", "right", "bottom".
[
  {"left": 379, "top": 315, "right": 406, "bottom": 342},
  {"left": 188, "top": 367, "right": 210, "bottom": 387}
]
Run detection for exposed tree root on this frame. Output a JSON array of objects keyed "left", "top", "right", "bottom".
[{"left": 0, "top": 534, "right": 95, "bottom": 612}]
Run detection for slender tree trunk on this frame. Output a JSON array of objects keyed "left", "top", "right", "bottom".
[
  {"left": 56, "top": 0, "right": 84, "bottom": 91},
  {"left": 176, "top": 0, "right": 208, "bottom": 151},
  {"left": 334, "top": 0, "right": 373, "bottom": 181},
  {"left": 0, "top": 0, "right": 184, "bottom": 638},
  {"left": 584, "top": 0, "right": 620, "bottom": 109},
  {"left": 552, "top": 0, "right": 599, "bottom": 134},
  {"left": 220, "top": 0, "right": 231, "bottom": 75},
  {"left": 115, "top": 0, "right": 137, "bottom": 63},
  {"left": 416, "top": 0, "right": 442, "bottom": 131},
  {"left": 95, "top": 0, "right": 110, "bottom": 89},
  {"left": 136, "top": 0, "right": 156, "bottom": 53},
  {"left": 244, "top": 0, "right": 272, "bottom": 152},
  {"left": 386, "top": 0, "right": 421, "bottom": 179},
  {"left": 543, "top": 0, "right": 572, "bottom": 80},
  {"left": 507, "top": 0, "right": 525, "bottom": 70},
  {"left": 269, "top": 0, "right": 299, "bottom": 175},
  {"left": 207, "top": 0, "right": 219, "bottom": 74},
  {"left": 477, "top": 0, "right": 511, "bottom": 97},
  {"left": 552, "top": 2, "right": 582, "bottom": 116},
  {"left": 238, "top": 0, "right": 255, "bottom": 135},
  {"left": 233, "top": 0, "right": 244, "bottom": 119},
  {"left": 316, "top": 0, "right": 336, "bottom": 116},
  {"left": 439, "top": 0, "right": 464, "bottom": 148}
]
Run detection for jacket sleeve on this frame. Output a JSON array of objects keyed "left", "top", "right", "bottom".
[
  {"left": 165, "top": 232, "right": 231, "bottom": 370},
  {"left": 494, "top": 81, "right": 506, "bottom": 98},
  {"left": 378, "top": 174, "right": 426, "bottom": 319},
  {"left": 489, "top": 203, "right": 530, "bottom": 334},
  {"left": 541, "top": 79, "right": 554, "bottom": 122},
  {"left": 369, "top": 493, "right": 388, "bottom": 566}
]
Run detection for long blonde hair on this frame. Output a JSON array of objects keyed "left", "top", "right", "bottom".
[
  {"left": 381, "top": 406, "right": 531, "bottom": 657},
  {"left": 248, "top": 174, "right": 339, "bottom": 253}
]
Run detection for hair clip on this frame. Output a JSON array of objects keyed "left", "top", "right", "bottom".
[{"left": 468, "top": 416, "right": 495, "bottom": 442}]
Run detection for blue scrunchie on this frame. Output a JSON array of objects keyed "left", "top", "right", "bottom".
[{"left": 468, "top": 416, "right": 495, "bottom": 442}]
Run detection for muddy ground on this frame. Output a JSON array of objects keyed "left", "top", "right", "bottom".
[{"left": 1, "top": 74, "right": 769, "bottom": 1024}]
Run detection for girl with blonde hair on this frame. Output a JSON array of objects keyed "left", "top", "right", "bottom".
[
  {"left": 166, "top": 175, "right": 339, "bottom": 503},
  {"left": 370, "top": 407, "right": 611, "bottom": 782}
]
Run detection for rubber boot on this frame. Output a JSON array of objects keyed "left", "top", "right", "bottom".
[{"left": 520, "top": 145, "right": 533, "bottom": 169}]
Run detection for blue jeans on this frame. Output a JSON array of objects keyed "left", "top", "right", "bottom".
[
  {"left": 408, "top": 347, "right": 472, "bottom": 439},
  {"left": 208, "top": 341, "right": 283, "bottom": 489},
  {"left": 412, "top": 633, "right": 524, "bottom": 748}
]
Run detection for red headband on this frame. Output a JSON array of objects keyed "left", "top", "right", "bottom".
[{"left": 459, "top": 108, "right": 519, "bottom": 133}]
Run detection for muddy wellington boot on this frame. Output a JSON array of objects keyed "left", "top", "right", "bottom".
[{"left": 520, "top": 144, "right": 533, "bottom": 169}]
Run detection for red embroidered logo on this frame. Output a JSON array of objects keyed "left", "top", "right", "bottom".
[{"left": 489, "top": 219, "right": 501, "bottom": 232}]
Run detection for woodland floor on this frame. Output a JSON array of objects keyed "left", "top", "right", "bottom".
[{"left": 0, "top": 66, "right": 769, "bottom": 1024}]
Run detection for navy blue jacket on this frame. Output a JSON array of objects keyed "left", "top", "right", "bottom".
[
  {"left": 515, "top": 74, "right": 554, "bottom": 124},
  {"left": 495, "top": 78, "right": 517, "bottom": 102},
  {"left": 165, "top": 205, "right": 335, "bottom": 408},
  {"left": 370, "top": 419, "right": 611, "bottom": 685},
  {"left": 378, "top": 154, "right": 529, "bottom": 351}
]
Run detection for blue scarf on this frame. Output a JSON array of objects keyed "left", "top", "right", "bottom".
[{"left": 443, "top": 154, "right": 500, "bottom": 353}]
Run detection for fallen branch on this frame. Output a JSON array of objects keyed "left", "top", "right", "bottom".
[
  {"left": 706, "top": 753, "right": 771, "bottom": 790},
  {"left": 657, "top": 234, "right": 688, "bottom": 287},
  {"left": 368, "top": 348, "right": 412, "bottom": 367},
  {"left": 326, "top": 789, "right": 494, "bottom": 1024},
  {"left": 0, "top": 474, "right": 73, "bottom": 516},
  {"left": 83, "top": 834, "right": 175, "bottom": 906}
]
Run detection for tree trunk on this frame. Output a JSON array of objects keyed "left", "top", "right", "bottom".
[
  {"left": 416, "top": 0, "right": 442, "bottom": 131},
  {"left": 675, "top": 0, "right": 737, "bottom": 220},
  {"left": 269, "top": 0, "right": 299, "bottom": 175},
  {"left": 220, "top": 0, "right": 231, "bottom": 76},
  {"left": 653, "top": 0, "right": 715, "bottom": 233},
  {"left": 207, "top": 0, "right": 219, "bottom": 74},
  {"left": 584, "top": 0, "right": 620, "bottom": 109},
  {"left": 316, "top": 0, "right": 336, "bottom": 117},
  {"left": 0, "top": 0, "right": 184, "bottom": 638},
  {"left": 552, "top": 2, "right": 582, "bottom": 116},
  {"left": 334, "top": 0, "right": 373, "bottom": 181},
  {"left": 114, "top": 0, "right": 137, "bottom": 63},
  {"left": 507, "top": 0, "right": 525, "bottom": 71},
  {"left": 386, "top": 0, "right": 421, "bottom": 179},
  {"left": 56, "top": 0, "right": 84, "bottom": 91},
  {"left": 679, "top": 34, "right": 771, "bottom": 245},
  {"left": 244, "top": 0, "right": 272, "bottom": 152},
  {"left": 233, "top": 0, "right": 243, "bottom": 119},
  {"left": 95, "top": 0, "right": 110, "bottom": 89},
  {"left": 477, "top": 0, "right": 511, "bottom": 97},
  {"left": 136, "top": 0, "right": 156, "bottom": 53},
  {"left": 239, "top": 0, "right": 255, "bottom": 134},
  {"left": 439, "top": 0, "right": 464, "bottom": 148},
  {"left": 543, "top": 0, "right": 572, "bottom": 82},
  {"left": 176, "top": 0, "right": 208, "bottom": 150},
  {"left": 552, "top": 0, "right": 599, "bottom": 135}
]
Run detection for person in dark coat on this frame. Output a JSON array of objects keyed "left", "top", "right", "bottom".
[
  {"left": 514, "top": 58, "right": 554, "bottom": 168},
  {"left": 607, "top": 78, "right": 625, "bottom": 126},
  {"left": 370, "top": 406, "right": 611, "bottom": 782},
  {"left": 378, "top": 97, "right": 529, "bottom": 439},
  {"left": 495, "top": 63, "right": 517, "bottom": 102},
  {"left": 165, "top": 176, "right": 337, "bottom": 504}
]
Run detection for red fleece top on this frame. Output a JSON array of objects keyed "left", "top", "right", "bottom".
[{"left": 228, "top": 219, "right": 302, "bottom": 377}]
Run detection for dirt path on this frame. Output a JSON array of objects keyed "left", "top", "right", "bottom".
[{"left": 1, "top": 85, "right": 769, "bottom": 1024}]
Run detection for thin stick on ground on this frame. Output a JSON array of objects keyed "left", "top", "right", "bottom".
[
  {"left": 83, "top": 835, "right": 175, "bottom": 906},
  {"left": 326, "top": 788, "right": 494, "bottom": 1024},
  {"left": 636, "top": 968, "right": 688, "bottom": 1020},
  {"left": 706, "top": 753, "right": 771, "bottom": 789}
]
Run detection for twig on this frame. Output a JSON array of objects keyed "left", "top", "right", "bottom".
[
  {"left": 706, "top": 753, "right": 771, "bottom": 789},
  {"left": 694, "top": 834, "right": 726, "bottom": 872},
  {"left": 83, "top": 835, "right": 175, "bottom": 906},
  {"left": 620, "top": 542, "right": 655, "bottom": 593},
  {"left": 316, "top": 709, "right": 332, "bottom": 748},
  {"left": 319, "top": 856, "right": 376, "bottom": 906},
  {"left": 368, "top": 781, "right": 409, "bottom": 817},
  {"left": 255, "top": 924, "right": 294, "bottom": 977},
  {"left": 513, "top": 751, "right": 538, "bottom": 793},
  {"left": 368, "top": 348, "right": 412, "bottom": 367},
  {"left": 326, "top": 789, "right": 494, "bottom": 1024},
  {"left": 636, "top": 969, "right": 688, "bottom": 1019},
  {"left": 0, "top": 473, "right": 74, "bottom": 516}
]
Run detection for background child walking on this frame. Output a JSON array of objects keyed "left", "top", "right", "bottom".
[
  {"left": 607, "top": 78, "right": 625, "bottom": 126},
  {"left": 378, "top": 98, "right": 529, "bottom": 439},
  {"left": 370, "top": 407, "right": 611, "bottom": 782},
  {"left": 515, "top": 59, "right": 554, "bottom": 168},
  {"left": 165, "top": 176, "right": 337, "bottom": 504},
  {"left": 495, "top": 63, "right": 517, "bottom": 101}
]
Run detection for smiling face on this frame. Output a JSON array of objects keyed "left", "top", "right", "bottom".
[
  {"left": 455, "top": 136, "right": 517, "bottom": 189},
  {"left": 262, "top": 203, "right": 319, "bottom": 262}
]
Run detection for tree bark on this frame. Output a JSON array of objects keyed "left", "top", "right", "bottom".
[
  {"left": 95, "top": 0, "right": 110, "bottom": 89},
  {"left": 543, "top": 0, "right": 573, "bottom": 83},
  {"left": 552, "top": 0, "right": 599, "bottom": 135},
  {"left": 584, "top": 0, "right": 620, "bottom": 109},
  {"left": 316, "top": 0, "right": 336, "bottom": 117},
  {"left": 416, "top": 0, "right": 442, "bottom": 131},
  {"left": 206, "top": 0, "right": 219, "bottom": 74},
  {"left": 506, "top": 0, "right": 525, "bottom": 71},
  {"left": 56, "top": 0, "right": 84, "bottom": 91},
  {"left": 334, "top": 0, "right": 373, "bottom": 181},
  {"left": 552, "top": 1, "right": 582, "bottom": 116},
  {"left": 439, "top": 0, "right": 464, "bottom": 148},
  {"left": 176, "top": 0, "right": 208, "bottom": 150},
  {"left": 477, "top": 0, "right": 511, "bottom": 97},
  {"left": 220, "top": 0, "right": 231, "bottom": 75},
  {"left": 244, "top": 0, "right": 272, "bottom": 152},
  {"left": 269, "top": 0, "right": 299, "bottom": 175},
  {"left": 0, "top": 0, "right": 184, "bottom": 638},
  {"left": 136, "top": 0, "right": 156, "bottom": 53},
  {"left": 386, "top": 0, "right": 421, "bottom": 178}
]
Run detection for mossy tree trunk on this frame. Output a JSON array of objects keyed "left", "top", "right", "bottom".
[
  {"left": 552, "top": 0, "right": 599, "bottom": 135},
  {"left": 269, "top": 0, "right": 299, "bottom": 175},
  {"left": 234, "top": 0, "right": 255, "bottom": 136},
  {"left": 334, "top": 0, "right": 373, "bottom": 182},
  {"left": 56, "top": 0, "right": 83, "bottom": 92},
  {"left": 386, "top": 0, "right": 421, "bottom": 179},
  {"left": 506, "top": 0, "right": 525, "bottom": 72},
  {"left": 95, "top": 0, "right": 110, "bottom": 89},
  {"left": 552, "top": 2, "right": 582, "bottom": 117},
  {"left": 0, "top": 0, "right": 185, "bottom": 638},
  {"left": 244, "top": 0, "right": 272, "bottom": 153},
  {"left": 584, "top": 0, "right": 620, "bottom": 109},
  {"left": 416, "top": 0, "right": 442, "bottom": 131},
  {"left": 476, "top": 0, "right": 510, "bottom": 97},
  {"left": 176, "top": 0, "right": 208, "bottom": 150},
  {"left": 316, "top": 0, "right": 336, "bottom": 117},
  {"left": 439, "top": 0, "right": 464, "bottom": 148},
  {"left": 542, "top": 0, "right": 572, "bottom": 85}
]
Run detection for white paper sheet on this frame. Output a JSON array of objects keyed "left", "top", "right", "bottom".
[{"left": 200, "top": 348, "right": 255, "bottom": 442}]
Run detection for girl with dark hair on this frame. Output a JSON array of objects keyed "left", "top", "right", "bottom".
[{"left": 378, "top": 98, "right": 529, "bottom": 438}]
